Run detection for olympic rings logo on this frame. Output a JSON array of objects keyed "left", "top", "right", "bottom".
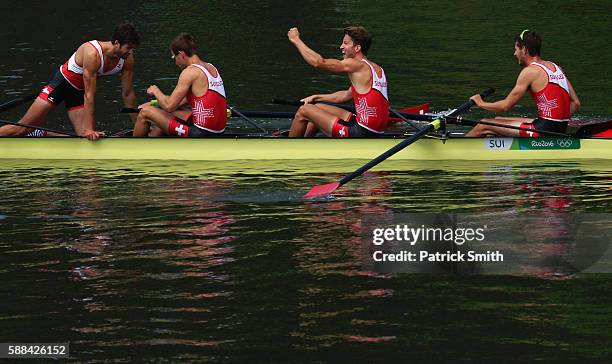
[{"left": 556, "top": 139, "right": 574, "bottom": 148}]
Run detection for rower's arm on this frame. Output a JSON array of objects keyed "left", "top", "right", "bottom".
[
  {"left": 567, "top": 79, "right": 580, "bottom": 115},
  {"left": 288, "top": 28, "right": 361, "bottom": 74},
  {"left": 471, "top": 67, "right": 535, "bottom": 113},
  {"left": 149, "top": 69, "right": 194, "bottom": 112},
  {"left": 304, "top": 88, "right": 352, "bottom": 104},
  {"left": 121, "top": 54, "right": 138, "bottom": 124},
  {"left": 81, "top": 47, "right": 104, "bottom": 140}
]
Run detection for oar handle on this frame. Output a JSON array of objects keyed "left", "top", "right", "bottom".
[
  {"left": 120, "top": 107, "right": 141, "bottom": 113},
  {"left": 449, "top": 88, "right": 495, "bottom": 116}
]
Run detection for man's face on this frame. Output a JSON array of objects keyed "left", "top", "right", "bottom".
[
  {"left": 340, "top": 35, "right": 359, "bottom": 59},
  {"left": 115, "top": 42, "right": 136, "bottom": 59},
  {"left": 514, "top": 43, "right": 528, "bottom": 66},
  {"left": 173, "top": 51, "right": 186, "bottom": 69}
]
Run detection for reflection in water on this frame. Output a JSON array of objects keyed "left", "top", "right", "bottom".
[{"left": 0, "top": 159, "right": 611, "bottom": 362}]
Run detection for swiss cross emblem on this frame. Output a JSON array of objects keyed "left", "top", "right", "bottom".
[
  {"left": 42, "top": 86, "right": 51, "bottom": 95},
  {"left": 192, "top": 100, "right": 215, "bottom": 126},
  {"left": 536, "top": 94, "right": 558, "bottom": 118},
  {"left": 175, "top": 124, "right": 187, "bottom": 136},
  {"left": 339, "top": 127, "right": 347, "bottom": 138},
  {"left": 355, "top": 98, "right": 377, "bottom": 125}
]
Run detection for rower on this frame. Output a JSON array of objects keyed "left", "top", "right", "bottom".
[
  {"left": 133, "top": 33, "right": 227, "bottom": 137},
  {"left": 0, "top": 24, "right": 140, "bottom": 141},
  {"left": 466, "top": 30, "right": 580, "bottom": 137},
  {"left": 287, "top": 26, "right": 389, "bottom": 138}
]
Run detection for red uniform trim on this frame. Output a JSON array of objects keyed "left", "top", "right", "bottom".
[{"left": 518, "top": 122, "right": 540, "bottom": 138}]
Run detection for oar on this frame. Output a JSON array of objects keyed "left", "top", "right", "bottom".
[
  {"left": 0, "top": 119, "right": 79, "bottom": 137},
  {"left": 304, "top": 88, "right": 495, "bottom": 199},
  {"left": 447, "top": 115, "right": 571, "bottom": 137},
  {"left": 0, "top": 94, "right": 36, "bottom": 113},
  {"left": 120, "top": 107, "right": 141, "bottom": 113},
  {"left": 228, "top": 106, "right": 269, "bottom": 134},
  {"left": 120, "top": 107, "right": 300, "bottom": 119},
  {"left": 120, "top": 106, "right": 270, "bottom": 134},
  {"left": 573, "top": 119, "right": 612, "bottom": 138},
  {"left": 272, "top": 98, "right": 433, "bottom": 122}
]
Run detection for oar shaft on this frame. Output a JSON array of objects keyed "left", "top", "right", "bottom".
[
  {"left": 449, "top": 116, "right": 570, "bottom": 137},
  {"left": 388, "top": 107, "right": 422, "bottom": 131},
  {"left": 0, "top": 119, "right": 78, "bottom": 137},
  {"left": 0, "top": 94, "right": 36, "bottom": 113},
  {"left": 121, "top": 107, "right": 299, "bottom": 119},
  {"left": 273, "top": 98, "right": 433, "bottom": 121},
  {"left": 339, "top": 121, "right": 437, "bottom": 186},
  {"left": 229, "top": 106, "right": 269, "bottom": 134}
]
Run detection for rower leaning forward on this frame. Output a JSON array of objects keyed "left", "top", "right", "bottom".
[
  {"left": 133, "top": 33, "right": 227, "bottom": 137},
  {"left": 467, "top": 30, "right": 580, "bottom": 137},
  {"left": 287, "top": 26, "right": 389, "bottom": 138},
  {"left": 0, "top": 23, "right": 140, "bottom": 140}
]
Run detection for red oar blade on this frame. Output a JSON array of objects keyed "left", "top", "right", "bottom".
[{"left": 304, "top": 182, "right": 341, "bottom": 199}]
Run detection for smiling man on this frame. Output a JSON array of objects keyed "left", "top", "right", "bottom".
[
  {"left": 0, "top": 23, "right": 140, "bottom": 140},
  {"left": 287, "top": 26, "right": 389, "bottom": 138},
  {"left": 132, "top": 33, "right": 227, "bottom": 138},
  {"left": 467, "top": 30, "right": 580, "bottom": 137}
]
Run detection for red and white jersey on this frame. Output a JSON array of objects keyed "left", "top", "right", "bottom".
[
  {"left": 187, "top": 63, "right": 227, "bottom": 133},
  {"left": 351, "top": 59, "right": 389, "bottom": 133},
  {"left": 528, "top": 62, "right": 571, "bottom": 121},
  {"left": 60, "top": 40, "right": 124, "bottom": 90}
]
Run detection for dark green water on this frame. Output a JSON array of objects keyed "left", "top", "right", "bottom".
[
  {"left": 1, "top": 160, "right": 611, "bottom": 362},
  {"left": 1, "top": 1, "right": 612, "bottom": 362},
  {"left": 1, "top": 0, "right": 612, "bottom": 130}
]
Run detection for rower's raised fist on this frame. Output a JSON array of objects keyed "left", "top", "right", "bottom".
[{"left": 288, "top": 27, "right": 301, "bottom": 42}]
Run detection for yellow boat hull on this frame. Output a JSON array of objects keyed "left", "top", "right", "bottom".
[{"left": 0, "top": 136, "right": 610, "bottom": 161}]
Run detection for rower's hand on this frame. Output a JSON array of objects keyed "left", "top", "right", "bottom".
[
  {"left": 470, "top": 94, "right": 484, "bottom": 107},
  {"left": 146, "top": 85, "right": 161, "bottom": 97},
  {"left": 301, "top": 95, "right": 320, "bottom": 104},
  {"left": 288, "top": 27, "right": 301, "bottom": 43},
  {"left": 84, "top": 129, "right": 105, "bottom": 141}
]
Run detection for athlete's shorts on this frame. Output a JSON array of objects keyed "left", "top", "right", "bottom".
[
  {"left": 167, "top": 113, "right": 224, "bottom": 137},
  {"left": 331, "top": 114, "right": 382, "bottom": 138},
  {"left": 38, "top": 69, "right": 85, "bottom": 111},
  {"left": 519, "top": 118, "right": 568, "bottom": 137}
]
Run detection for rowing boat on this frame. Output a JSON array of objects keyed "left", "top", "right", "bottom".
[{"left": 0, "top": 134, "right": 610, "bottom": 161}]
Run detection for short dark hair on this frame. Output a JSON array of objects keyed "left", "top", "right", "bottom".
[
  {"left": 170, "top": 33, "right": 198, "bottom": 57},
  {"left": 514, "top": 30, "right": 541, "bottom": 56},
  {"left": 344, "top": 26, "right": 372, "bottom": 55},
  {"left": 112, "top": 23, "right": 140, "bottom": 46}
]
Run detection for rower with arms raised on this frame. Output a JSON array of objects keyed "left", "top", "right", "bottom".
[
  {"left": 467, "top": 30, "right": 580, "bottom": 137},
  {"left": 133, "top": 33, "right": 227, "bottom": 137},
  {"left": 0, "top": 24, "right": 139, "bottom": 140},
  {"left": 287, "top": 26, "right": 389, "bottom": 138}
]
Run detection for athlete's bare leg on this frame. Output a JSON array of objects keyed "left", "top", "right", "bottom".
[
  {"left": 289, "top": 104, "right": 352, "bottom": 137},
  {"left": 304, "top": 122, "right": 319, "bottom": 137},
  {"left": 0, "top": 98, "right": 55, "bottom": 136},
  {"left": 66, "top": 107, "right": 88, "bottom": 135},
  {"left": 465, "top": 117, "right": 534, "bottom": 137},
  {"left": 148, "top": 127, "right": 165, "bottom": 137},
  {"left": 133, "top": 105, "right": 174, "bottom": 137}
]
